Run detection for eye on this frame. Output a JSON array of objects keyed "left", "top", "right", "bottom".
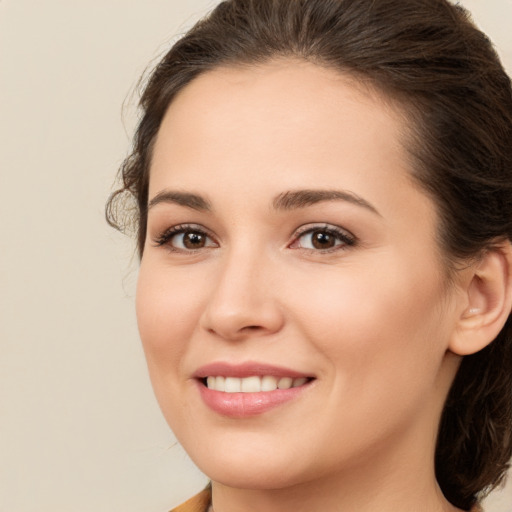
[
  {"left": 153, "top": 224, "right": 218, "bottom": 252},
  {"left": 290, "top": 225, "right": 355, "bottom": 252}
]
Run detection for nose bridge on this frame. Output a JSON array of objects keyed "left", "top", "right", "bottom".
[{"left": 200, "top": 243, "right": 283, "bottom": 340}]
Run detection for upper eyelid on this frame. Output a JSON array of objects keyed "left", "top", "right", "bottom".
[
  {"left": 292, "top": 223, "right": 355, "bottom": 239},
  {"left": 158, "top": 223, "right": 213, "bottom": 236},
  {"left": 152, "top": 223, "right": 217, "bottom": 246}
]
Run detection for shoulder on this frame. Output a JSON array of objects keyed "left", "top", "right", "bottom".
[{"left": 169, "top": 487, "right": 211, "bottom": 512}]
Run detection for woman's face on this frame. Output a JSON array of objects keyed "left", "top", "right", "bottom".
[{"left": 137, "top": 61, "right": 464, "bottom": 489}]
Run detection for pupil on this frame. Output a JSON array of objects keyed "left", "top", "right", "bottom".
[
  {"left": 184, "top": 232, "right": 205, "bottom": 249},
  {"left": 313, "top": 231, "right": 334, "bottom": 249}
]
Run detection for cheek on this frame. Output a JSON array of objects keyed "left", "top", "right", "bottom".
[
  {"left": 135, "top": 260, "right": 204, "bottom": 374},
  {"left": 282, "top": 261, "right": 452, "bottom": 454},
  {"left": 288, "top": 258, "right": 449, "bottom": 385}
]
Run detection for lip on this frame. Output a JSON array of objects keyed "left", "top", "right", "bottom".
[
  {"left": 193, "top": 361, "right": 312, "bottom": 379},
  {"left": 193, "top": 361, "right": 315, "bottom": 418}
]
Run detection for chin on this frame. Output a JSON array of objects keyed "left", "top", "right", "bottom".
[
  {"left": 203, "top": 463, "right": 303, "bottom": 491},
  {"left": 184, "top": 438, "right": 308, "bottom": 491}
]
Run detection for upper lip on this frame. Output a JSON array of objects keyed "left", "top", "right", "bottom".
[{"left": 193, "top": 361, "right": 314, "bottom": 379}]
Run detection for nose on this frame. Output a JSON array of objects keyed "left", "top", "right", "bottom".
[{"left": 199, "top": 250, "right": 285, "bottom": 341}]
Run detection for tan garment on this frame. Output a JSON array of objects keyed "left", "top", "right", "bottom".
[
  {"left": 170, "top": 488, "right": 483, "bottom": 512},
  {"left": 170, "top": 488, "right": 211, "bottom": 512}
]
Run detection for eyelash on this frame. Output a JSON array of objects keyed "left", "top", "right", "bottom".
[
  {"left": 291, "top": 224, "right": 356, "bottom": 253},
  {"left": 152, "top": 223, "right": 356, "bottom": 253},
  {"left": 153, "top": 224, "right": 216, "bottom": 251}
]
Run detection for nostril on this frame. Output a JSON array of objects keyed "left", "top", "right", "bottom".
[{"left": 239, "top": 325, "right": 266, "bottom": 334}]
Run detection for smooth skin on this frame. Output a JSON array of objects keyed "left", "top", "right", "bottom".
[{"left": 136, "top": 60, "right": 512, "bottom": 512}]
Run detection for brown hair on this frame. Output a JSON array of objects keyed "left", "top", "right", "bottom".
[{"left": 106, "top": 0, "right": 512, "bottom": 509}]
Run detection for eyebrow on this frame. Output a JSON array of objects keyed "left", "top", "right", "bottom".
[
  {"left": 147, "top": 190, "right": 212, "bottom": 212},
  {"left": 147, "top": 188, "right": 380, "bottom": 216},
  {"left": 272, "top": 189, "right": 381, "bottom": 216}
]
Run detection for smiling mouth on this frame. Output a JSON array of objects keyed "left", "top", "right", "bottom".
[{"left": 202, "top": 376, "right": 313, "bottom": 393}]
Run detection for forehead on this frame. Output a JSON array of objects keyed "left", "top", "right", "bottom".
[{"left": 155, "top": 60, "right": 406, "bottom": 155}]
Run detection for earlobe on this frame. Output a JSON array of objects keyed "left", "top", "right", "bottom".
[{"left": 450, "top": 241, "right": 512, "bottom": 356}]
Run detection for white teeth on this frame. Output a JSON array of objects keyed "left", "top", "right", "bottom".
[
  {"left": 224, "top": 377, "right": 241, "bottom": 392},
  {"left": 241, "top": 376, "right": 261, "bottom": 392},
  {"left": 292, "top": 377, "right": 307, "bottom": 388},
  {"left": 277, "top": 377, "right": 293, "bottom": 389},
  {"left": 206, "top": 376, "right": 215, "bottom": 390},
  {"left": 215, "top": 376, "right": 225, "bottom": 391},
  {"left": 261, "top": 375, "right": 278, "bottom": 391},
  {"left": 207, "top": 375, "right": 226, "bottom": 391},
  {"left": 205, "top": 376, "right": 309, "bottom": 393}
]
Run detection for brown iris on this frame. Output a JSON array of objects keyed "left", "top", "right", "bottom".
[
  {"left": 183, "top": 231, "right": 207, "bottom": 249},
  {"left": 311, "top": 230, "right": 337, "bottom": 249}
]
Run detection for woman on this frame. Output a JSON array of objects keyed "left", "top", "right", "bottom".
[{"left": 106, "top": 0, "right": 512, "bottom": 511}]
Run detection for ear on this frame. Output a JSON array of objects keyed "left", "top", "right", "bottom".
[{"left": 449, "top": 241, "right": 512, "bottom": 356}]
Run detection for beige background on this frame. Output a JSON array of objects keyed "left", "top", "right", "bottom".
[{"left": 1, "top": 1, "right": 511, "bottom": 511}]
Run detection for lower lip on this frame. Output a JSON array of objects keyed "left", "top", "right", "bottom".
[{"left": 197, "top": 381, "right": 311, "bottom": 418}]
